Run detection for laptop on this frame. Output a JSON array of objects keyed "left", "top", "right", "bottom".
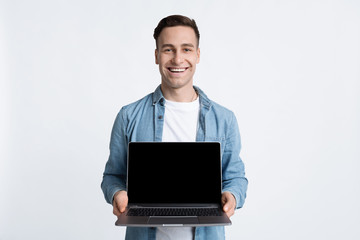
[{"left": 115, "top": 142, "right": 232, "bottom": 227}]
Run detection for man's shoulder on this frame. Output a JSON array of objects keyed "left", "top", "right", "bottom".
[
  {"left": 209, "top": 99, "right": 233, "bottom": 115},
  {"left": 209, "top": 101, "right": 237, "bottom": 126},
  {"left": 196, "top": 85, "right": 231, "bottom": 110},
  {"left": 120, "top": 85, "right": 162, "bottom": 113},
  {"left": 121, "top": 92, "right": 153, "bottom": 112},
  {"left": 200, "top": 92, "right": 234, "bottom": 118}
]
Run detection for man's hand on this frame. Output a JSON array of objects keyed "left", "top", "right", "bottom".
[
  {"left": 112, "top": 190, "right": 128, "bottom": 217},
  {"left": 222, "top": 191, "right": 236, "bottom": 218}
]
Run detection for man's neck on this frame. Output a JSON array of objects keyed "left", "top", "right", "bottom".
[{"left": 160, "top": 84, "right": 198, "bottom": 102}]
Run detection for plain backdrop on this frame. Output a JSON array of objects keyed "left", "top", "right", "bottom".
[{"left": 1, "top": 0, "right": 359, "bottom": 239}]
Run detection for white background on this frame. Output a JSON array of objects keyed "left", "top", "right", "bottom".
[{"left": 1, "top": 0, "right": 359, "bottom": 239}]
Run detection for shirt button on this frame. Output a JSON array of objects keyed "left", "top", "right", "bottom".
[{"left": 158, "top": 115, "right": 163, "bottom": 120}]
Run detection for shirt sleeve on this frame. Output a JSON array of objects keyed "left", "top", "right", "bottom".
[
  {"left": 101, "top": 107, "right": 128, "bottom": 204},
  {"left": 221, "top": 112, "right": 248, "bottom": 209}
]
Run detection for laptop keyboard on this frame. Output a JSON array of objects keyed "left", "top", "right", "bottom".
[{"left": 127, "top": 208, "right": 222, "bottom": 216}]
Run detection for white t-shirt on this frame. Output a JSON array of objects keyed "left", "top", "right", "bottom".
[
  {"left": 162, "top": 98, "right": 200, "bottom": 142},
  {"left": 156, "top": 97, "right": 200, "bottom": 240}
]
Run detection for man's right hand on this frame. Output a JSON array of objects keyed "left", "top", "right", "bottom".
[{"left": 112, "top": 190, "right": 128, "bottom": 217}]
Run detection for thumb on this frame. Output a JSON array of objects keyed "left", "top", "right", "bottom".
[
  {"left": 221, "top": 194, "right": 229, "bottom": 211},
  {"left": 120, "top": 197, "right": 128, "bottom": 212}
]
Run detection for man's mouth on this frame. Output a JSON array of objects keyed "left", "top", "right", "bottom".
[{"left": 168, "top": 67, "right": 188, "bottom": 73}]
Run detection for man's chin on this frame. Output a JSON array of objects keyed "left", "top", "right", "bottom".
[{"left": 161, "top": 79, "right": 193, "bottom": 90}]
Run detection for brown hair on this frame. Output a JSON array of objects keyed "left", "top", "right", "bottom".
[{"left": 153, "top": 15, "right": 200, "bottom": 49}]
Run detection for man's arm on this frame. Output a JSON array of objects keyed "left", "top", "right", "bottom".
[
  {"left": 101, "top": 108, "right": 129, "bottom": 207},
  {"left": 221, "top": 112, "right": 248, "bottom": 211}
]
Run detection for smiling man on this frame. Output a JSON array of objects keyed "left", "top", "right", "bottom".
[
  {"left": 155, "top": 25, "right": 200, "bottom": 102},
  {"left": 101, "top": 15, "right": 248, "bottom": 240}
]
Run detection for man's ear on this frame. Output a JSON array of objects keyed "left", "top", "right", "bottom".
[
  {"left": 155, "top": 49, "right": 159, "bottom": 65},
  {"left": 196, "top": 48, "right": 200, "bottom": 64}
]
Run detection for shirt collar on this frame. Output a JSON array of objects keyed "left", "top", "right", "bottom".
[
  {"left": 152, "top": 84, "right": 212, "bottom": 109},
  {"left": 152, "top": 85, "right": 164, "bottom": 105}
]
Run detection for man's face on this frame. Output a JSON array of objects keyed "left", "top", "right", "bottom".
[{"left": 155, "top": 26, "right": 200, "bottom": 90}]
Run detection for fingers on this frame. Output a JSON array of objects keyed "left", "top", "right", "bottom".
[
  {"left": 113, "top": 204, "right": 121, "bottom": 216},
  {"left": 112, "top": 190, "right": 128, "bottom": 216},
  {"left": 222, "top": 191, "right": 236, "bottom": 218}
]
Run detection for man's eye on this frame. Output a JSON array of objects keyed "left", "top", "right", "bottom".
[
  {"left": 184, "top": 48, "right": 192, "bottom": 52},
  {"left": 164, "top": 49, "right": 172, "bottom": 52}
]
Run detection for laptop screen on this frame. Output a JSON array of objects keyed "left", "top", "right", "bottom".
[{"left": 127, "top": 142, "right": 222, "bottom": 204}]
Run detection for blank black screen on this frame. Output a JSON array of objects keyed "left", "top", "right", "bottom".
[{"left": 127, "top": 142, "right": 221, "bottom": 204}]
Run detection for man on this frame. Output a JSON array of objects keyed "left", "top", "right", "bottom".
[{"left": 101, "top": 15, "right": 248, "bottom": 240}]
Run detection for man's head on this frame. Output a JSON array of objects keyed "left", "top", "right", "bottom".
[
  {"left": 153, "top": 15, "right": 200, "bottom": 49},
  {"left": 154, "top": 15, "right": 201, "bottom": 92}
]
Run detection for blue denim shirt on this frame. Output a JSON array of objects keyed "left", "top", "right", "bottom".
[{"left": 101, "top": 85, "right": 248, "bottom": 240}]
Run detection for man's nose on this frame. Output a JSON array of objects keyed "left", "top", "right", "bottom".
[{"left": 172, "top": 52, "right": 183, "bottom": 65}]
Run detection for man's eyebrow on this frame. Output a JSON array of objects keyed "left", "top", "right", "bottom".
[
  {"left": 181, "top": 43, "right": 195, "bottom": 48},
  {"left": 160, "top": 44, "right": 175, "bottom": 49},
  {"left": 160, "top": 43, "right": 196, "bottom": 48}
]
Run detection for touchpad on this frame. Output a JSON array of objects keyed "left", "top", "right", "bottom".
[{"left": 148, "top": 216, "right": 199, "bottom": 225}]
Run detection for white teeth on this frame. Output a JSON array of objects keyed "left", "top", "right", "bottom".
[{"left": 169, "top": 68, "right": 186, "bottom": 72}]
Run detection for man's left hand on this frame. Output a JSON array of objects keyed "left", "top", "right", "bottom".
[{"left": 221, "top": 191, "right": 236, "bottom": 218}]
